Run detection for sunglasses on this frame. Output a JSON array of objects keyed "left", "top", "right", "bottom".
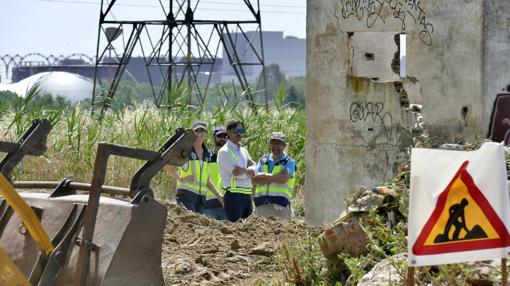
[
  {"left": 194, "top": 128, "right": 207, "bottom": 133},
  {"left": 231, "top": 127, "right": 245, "bottom": 135},
  {"left": 215, "top": 133, "right": 227, "bottom": 138}
]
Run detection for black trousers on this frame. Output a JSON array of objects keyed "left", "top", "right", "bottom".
[
  {"left": 223, "top": 191, "right": 252, "bottom": 222},
  {"left": 176, "top": 189, "right": 205, "bottom": 214}
]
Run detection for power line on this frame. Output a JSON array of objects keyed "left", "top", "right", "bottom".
[
  {"left": 33, "top": 0, "right": 305, "bottom": 12},
  {"left": 193, "top": 0, "right": 305, "bottom": 9}
]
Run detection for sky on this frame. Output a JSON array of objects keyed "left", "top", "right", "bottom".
[{"left": 0, "top": 0, "right": 306, "bottom": 57}]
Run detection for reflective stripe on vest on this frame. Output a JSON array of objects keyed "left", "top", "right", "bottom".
[
  {"left": 176, "top": 160, "right": 209, "bottom": 195},
  {"left": 205, "top": 161, "right": 223, "bottom": 201},
  {"left": 224, "top": 146, "right": 252, "bottom": 194},
  {"left": 254, "top": 163, "right": 295, "bottom": 201}
]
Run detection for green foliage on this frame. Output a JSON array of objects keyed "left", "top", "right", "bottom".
[
  {"left": 259, "top": 64, "right": 285, "bottom": 97},
  {"left": 284, "top": 77, "right": 306, "bottom": 110},
  {"left": 0, "top": 87, "right": 69, "bottom": 138},
  {"left": 337, "top": 209, "right": 408, "bottom": 285},
  {"left": 278, "top": 237, "right": 328, "bottom": 285},
  {"left": 415, "top": 264, "right": 476, "bottom": 285},
  {"left": 0, "top": 82, "right": 306, "bottom": 213}
]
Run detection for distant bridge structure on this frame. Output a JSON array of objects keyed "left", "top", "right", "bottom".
[{"left": 0, "top": 53, "right": 94, "bottom": 82}]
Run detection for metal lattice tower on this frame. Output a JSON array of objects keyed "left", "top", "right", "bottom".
[{"left": 91, "top": 0, "right": 267, "bottom": 112}]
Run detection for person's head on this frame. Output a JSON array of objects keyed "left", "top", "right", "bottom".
[
  {"left": 192, "top": 120, "right": 207, "bottom": 143},
  {"left": 212, "top": 126, "right": 227, "bottom": 147},
  {"left": 226, "top": 120, "right": 245, "bottom": 145},
  {"left": 269, "top": 132, "right": 286, "bottom": 158}
]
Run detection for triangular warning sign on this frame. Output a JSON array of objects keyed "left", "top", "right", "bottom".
[{"left": 413, "top": 161, "right": 510, "bottom": 255}]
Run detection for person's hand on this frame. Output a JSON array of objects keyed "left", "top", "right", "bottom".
[
  {"left": 252, "top": 173, "right": 269, "bottom": 184},
  {"left": 232, "top": 166, "right": 245, "bottom": 176},
  {"left": 253, "top": 173, "right": 266, "bottom": 180}
]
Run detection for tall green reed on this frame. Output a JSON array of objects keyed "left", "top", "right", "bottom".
[{"left": 1, "top": 81, "right": 306, "bottom": 208}]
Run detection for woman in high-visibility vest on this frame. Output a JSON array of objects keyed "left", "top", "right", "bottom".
[{"left": 166, "top": 121, "right": 223, "bottom": 213}]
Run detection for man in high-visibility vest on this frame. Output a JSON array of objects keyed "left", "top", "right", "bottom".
[
  {"left": 166, "top": 121, "right": 223, "bottom": 213},
  {"left": 217, "top": 120, "right": 256, "bottom": 222},
  {"left": 252, "top": 132, "right": 296, "bottom": 220},
  {"left": 203, "top": 126, "right": 228, "bottom": 220}
]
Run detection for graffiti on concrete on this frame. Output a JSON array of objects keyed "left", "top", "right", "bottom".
[
  {"left": 349, "top": 99, "right": 393, "bottom": 141},
  {"left": 337, "top": 0, "right": 434, "bottom": 46}
]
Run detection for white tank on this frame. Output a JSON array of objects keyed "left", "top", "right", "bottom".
[{"left": 0, "top": 71, "right": 94, "bottom": 102}]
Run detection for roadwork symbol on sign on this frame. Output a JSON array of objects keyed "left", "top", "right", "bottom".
[{"left": 412, "top": 161, "right": 510, "bottom": 255}]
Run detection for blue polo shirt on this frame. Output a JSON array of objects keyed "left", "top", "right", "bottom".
[{"left": 254, "top": 153, "right": 296, "bottom": 207}]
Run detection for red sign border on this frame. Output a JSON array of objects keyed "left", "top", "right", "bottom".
[{"left": 412, "top": 161, "right": 510, "bottom": 255}]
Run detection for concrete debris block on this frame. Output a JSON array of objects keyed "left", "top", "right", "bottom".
[
  {"left": 230, "top": 239, "right": 241, "bottom": 251},
  {"left": 337, "top": 210, "right": 349, "bottom": 222},
  {"left": 202, "top": 245, "right": 219, "bottom": 254},
  {"left": 175, "top": 258, "right": 193, "bottom": 274},
  {"left": 439, "top": 143, "right": 465, "bottom": 151},
  {"left": 319, "top": 217, "right": 369, "bottom": 258},
  {"left": 466, "top": 261, "right": 497, "bottom": 286},
  {"left": 347, "top": 192, "right": 384, "bottom": 213},
  {"left": 219, "top": 226, "right": 233, "bottom": 234},
  {"left": 332, "top": 187, "right": 389, "bottom": 223},
  {"left": 357, "top": 253, "right": 406, "bottom": 286},
  {"left": 195, "top": 255, "right": 209, "bottom": 266},
  {"left": 249, "top": 242, "right": 274, "bottom": 257},
  {"left": 225, "top": 255, "right": 250, "bottom": 263}
]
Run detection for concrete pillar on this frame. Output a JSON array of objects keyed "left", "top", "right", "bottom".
[
  {"left": 306, "top": 0, "right": 488, "bottom": 225},
  {"left": 483, "top": 0, "right": 510, "bottom": 136}
]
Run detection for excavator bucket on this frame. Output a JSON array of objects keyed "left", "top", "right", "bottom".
[{"left": 0, "top": 119, "right": 195, "bottom": 285}]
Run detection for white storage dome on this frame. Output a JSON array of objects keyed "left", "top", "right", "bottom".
[{"left": 0, "top": 72, "right": 94, "bottom": 103}]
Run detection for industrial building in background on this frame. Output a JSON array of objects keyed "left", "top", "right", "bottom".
[{"left": 0, "top": 31, "right": 305, "bottom": 86}]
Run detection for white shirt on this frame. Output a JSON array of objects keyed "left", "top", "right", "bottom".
[{"left": 217, "top": 140, "right": 256, "bottom": 189}]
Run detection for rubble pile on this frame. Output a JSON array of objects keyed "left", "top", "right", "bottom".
[{"left": 161, "top": 203, "right": 321, "bottom": 285}]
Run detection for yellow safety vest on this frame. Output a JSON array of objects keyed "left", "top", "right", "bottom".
[
  {"left": 254, "top": 159, "right": 295, "bottom": 202},
  {"left": 205, "top": 159, "right": 223, "bottom": 202},
  {"left": 176, "top": 158, "right": 210, "bottom": 196},
  {"left": 223, "top": 147, "right": 252, "bottom": 195}
]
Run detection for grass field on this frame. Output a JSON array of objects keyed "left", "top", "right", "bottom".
[{"left": 2, "top": 85, "right": 306, "bottom": 213}]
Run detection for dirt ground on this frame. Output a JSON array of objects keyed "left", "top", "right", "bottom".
[{"left": 161, "top": 203, "right": 322, "bottom": 285}]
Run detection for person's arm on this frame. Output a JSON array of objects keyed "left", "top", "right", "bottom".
[
  {"left": 256, "top": 169, "right": 290, "bottom": 184},
  {"left": 233, "top": 166, "right": 255, "bottom": 176},
  {"left": 233, "top": 148, "right": 256, "bottom": 176},
  {"left": 251, "top": 158, "right": 265, "bottom": 185},
  {"left": 207, "top": 178, "right": 224, "bottom": 206},
  {"left": 253, "top": 158, "right": 295, "bottom": 184},
  {"left": 232, "top": 162, "right": 256, "bottom": 176}
]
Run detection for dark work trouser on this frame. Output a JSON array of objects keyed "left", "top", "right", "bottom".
[
  {"left": 202, "top": 207, "right": 226, "bottom": 220},
  {"left": 224, "top": 191, "right": 252, "bottom": 222},
  {"left": 176, "top": 189, "right": 205, "bottom": 214}
]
